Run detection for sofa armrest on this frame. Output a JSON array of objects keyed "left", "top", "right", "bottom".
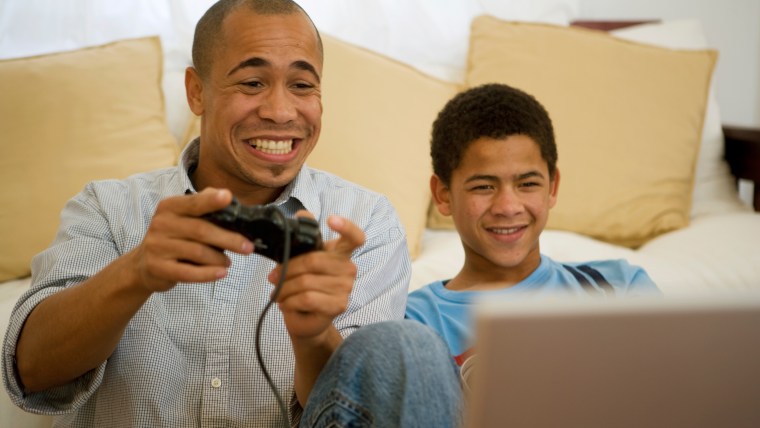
[{"left": 723, "top": 125, "right": 760, "bottom": 211}]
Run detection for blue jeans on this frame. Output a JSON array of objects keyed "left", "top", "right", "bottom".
[{"left": 301, "top": 320, "right": 463, "bottom": 428}]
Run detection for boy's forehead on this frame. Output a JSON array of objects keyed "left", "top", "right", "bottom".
[
  {"left": 457, "top": 135, "right": 549, "bottom": 172},
  {"left": 464, "top": 135, "right": 542, "bottom": 156}
]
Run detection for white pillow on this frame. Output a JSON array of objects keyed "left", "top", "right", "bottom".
[
  {"left": 480, "top": 0, "right": 578, "bottom": 25},
  {"left": 298, "top": 0, "right": 578, "bottom": 83},
  {"left": 610, "top": 19, "right": 749, "bottom": 218}
]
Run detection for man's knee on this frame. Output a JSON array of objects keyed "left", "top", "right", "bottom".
[{"left": 343, "top": 319, "right": 450, "bottom": 361}]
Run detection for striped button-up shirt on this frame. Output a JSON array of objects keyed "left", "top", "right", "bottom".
[{"left": 3, "top": 140, "right": 411, "bottom": 427}]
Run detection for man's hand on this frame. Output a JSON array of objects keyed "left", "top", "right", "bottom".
[
  {"left": 130, "top": 187, "right": 254, "bottom": 293},
  {"left": 268, "top": 213, "right": 365, "bottom": 341}
]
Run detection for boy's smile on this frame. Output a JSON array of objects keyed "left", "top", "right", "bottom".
[{"left": 432, "top": 135, "right": 559, "bottom": 289}]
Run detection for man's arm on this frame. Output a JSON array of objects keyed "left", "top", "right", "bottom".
[{"left": 15, "top": 188, "right": 253, "bottom": 392}]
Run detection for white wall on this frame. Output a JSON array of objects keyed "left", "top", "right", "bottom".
[
  {"left": 577, "top": 0, "right": 760, "bottom": 128},
  {"left": 1, "top": 0, "right": 756, "bottom": 128}
]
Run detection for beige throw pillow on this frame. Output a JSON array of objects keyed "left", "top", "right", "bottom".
[
  {"left": 429, "top": 16, "right": 716, "bottom": 248},
  {"left": 0, "top": 37, "right": 178, "bottom": 281},
  {"left": 315, "top": 35, "right": 458, "bottom": 258}
]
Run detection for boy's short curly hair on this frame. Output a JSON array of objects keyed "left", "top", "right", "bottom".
[{"left": 431, "top": 83, "right": 557, "bottom": 186}]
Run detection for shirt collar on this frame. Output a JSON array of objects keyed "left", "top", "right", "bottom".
[
  {"left": 179, "top": 138, "right": 200, "bottom": 193},
  {"left": 278, "top": 165, "right": 321, "bottom": 216}
]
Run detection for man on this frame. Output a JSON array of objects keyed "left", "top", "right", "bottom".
[
  {"left": 406, "top": 83, "right": 660, "bottom": 375},
  {"left": 3, "top": 1, "right": 461, "bottom": 426}
]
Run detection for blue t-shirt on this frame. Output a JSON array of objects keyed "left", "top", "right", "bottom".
[{"left": 404, "top": 255, "right": 660, "bottom": 365}]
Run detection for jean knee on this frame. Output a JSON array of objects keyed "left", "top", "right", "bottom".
[{"left": 345, "top": 320, "right": 449, "bottom": 359}]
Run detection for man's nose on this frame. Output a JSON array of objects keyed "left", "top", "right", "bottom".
[{"left": 259, "top": 86, "right": 297, "bottom": 123}]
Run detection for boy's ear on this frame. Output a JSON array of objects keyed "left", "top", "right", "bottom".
[
  {"left": 549, "top": 168, "right": 560, "bottom": 209},
  {"left": 185, "top": 66, "right": 205, "bottom": 116},
  {"left": 430, "top": 174, "right": 452, "bottom": 216}
]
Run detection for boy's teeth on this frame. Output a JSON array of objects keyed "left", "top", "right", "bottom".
[
  {"left": 493, "top": 227, "right": 519, "bottom": 234},
  {"left": 250, "top": 139, "right": 293, "bottom": 154}
]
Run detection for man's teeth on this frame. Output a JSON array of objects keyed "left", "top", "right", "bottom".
[
  {"left": 250, "top": 139, "right": 293, "bottom": 155},
  {"left": 491, "top": 227, "right": 521, "bottom": 234}
]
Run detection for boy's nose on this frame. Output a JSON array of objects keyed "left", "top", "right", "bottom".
[{"left": 491, "top": 189, "right": 523, "bottom": 216}]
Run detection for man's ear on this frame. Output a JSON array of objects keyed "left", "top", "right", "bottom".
[
  {"left": 549, "top": 168, "right": 560, "bottom": 209},
  {"left": 430, "top": 174, "right": 452, "bottom": 216},
  {"left": 185, "top": 66, "right": 204, "bottom": 116}
]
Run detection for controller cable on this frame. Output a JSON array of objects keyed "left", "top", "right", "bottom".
[{"left": 254, "top": 207, "right": 291, "bottom": 428}]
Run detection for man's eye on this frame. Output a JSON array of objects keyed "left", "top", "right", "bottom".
[
  {"left": 242, "top": 81, "right": 263, "bottom": 88},
  {"left": 292, "top": 82, "right": 317, "bottom": 92},
  {"left": 520, "top": 182, "right": 540, "bottom": 188}
]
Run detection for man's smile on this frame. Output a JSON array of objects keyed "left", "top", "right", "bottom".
[{"left": 247, "top": 138, "right": 295, "bottom": 155}]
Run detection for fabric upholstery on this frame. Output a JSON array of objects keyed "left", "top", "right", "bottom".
[{"left": 0, "top": 36, "right": 178, "bottom": 281}]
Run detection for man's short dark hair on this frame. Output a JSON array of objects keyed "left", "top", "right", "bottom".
[
  {"left": 192, "top": 0, "right": 323, "bottom": 81},
  {"left": 431, "top": 83, "right": 558, "bottom": 186}
]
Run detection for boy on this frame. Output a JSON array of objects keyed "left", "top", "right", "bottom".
[{"left": 405, "top": 83, "right": 660, "bottom": 369}]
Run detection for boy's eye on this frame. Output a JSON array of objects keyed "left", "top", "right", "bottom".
[
  {"left": 470, "top": 184, "right": 495, "bottom": 191},
  {"left": 518, "top": 181, "right": 544, "bottom": 191}
]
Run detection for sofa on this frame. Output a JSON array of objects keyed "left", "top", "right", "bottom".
[{"left": 2, "top": 8, "right": 760, "bottom": 427}]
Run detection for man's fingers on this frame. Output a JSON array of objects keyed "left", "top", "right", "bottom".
[
  {"left": 326, "top": 216, "right": 365, "bottom": 257},
  {"left": 184, "top": 187, "right": 233, "bottom": 217},
  {"left": 154, "top": 187, "right": 232, "bottom": 218},
  {"left": 295, "top": 209, "right": 315, "bottom": 220}
]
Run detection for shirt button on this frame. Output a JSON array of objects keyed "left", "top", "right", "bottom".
[{"left": 211, "top": 377, "right": 222, "bottom": 388}]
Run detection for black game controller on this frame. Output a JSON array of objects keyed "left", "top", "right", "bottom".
[{"left": 203, "top": 197, "right": 323, "bottom": 263}]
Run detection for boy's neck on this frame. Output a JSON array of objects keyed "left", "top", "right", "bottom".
[
  {"left": 445, "top": 255, "right": 542, "bottom": 291},
  {"left": 445, "top": 270, "right": 523, "bottom": 291}
]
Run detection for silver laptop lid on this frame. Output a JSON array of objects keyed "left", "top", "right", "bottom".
[{"left": 467, "top": 292, "right": 760, "bottom": 428}]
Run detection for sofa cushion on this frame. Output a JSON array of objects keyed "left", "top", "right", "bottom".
[
  {"left": 608, "top": 20, "right": 749, "bottom": 218},
  {"left": 0, "top": 36, "right": 178, "bottom": 282},
  {"left": 183, "top": 34, "right": 459, "bottom": 258},
  {"left": 428, "top": 16, "right": 717, "bottom": 248}
]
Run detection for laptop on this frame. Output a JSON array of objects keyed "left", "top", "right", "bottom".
[{"left": 466, "top": 292, "right": 760, "bottom": 428}]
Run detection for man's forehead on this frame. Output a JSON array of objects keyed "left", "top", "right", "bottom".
[{"left": 220, "top": 10, "right": 321, "bottom": 64}]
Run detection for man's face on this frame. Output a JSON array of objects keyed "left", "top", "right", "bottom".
[
  {"left": 432, "top": 135, "right": 559, "bottom": 281},
  {"left": 187, "top": 8, "right": 323, "bottom": 204}
]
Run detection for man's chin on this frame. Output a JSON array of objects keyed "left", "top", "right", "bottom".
[{"left": 253, "top": 168, "right": 299, "bottom": 189}]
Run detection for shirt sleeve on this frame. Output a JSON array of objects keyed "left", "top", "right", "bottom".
[
  {"left": 2, "top": 184, "right": 122, "bottom": 414},
  {"left": 332, "top": 195, "right": 411, "bottom": 335}
]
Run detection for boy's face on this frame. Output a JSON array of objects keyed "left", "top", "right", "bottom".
[{"left": 432, "top": 135, "right": 559, "bottom": 280}]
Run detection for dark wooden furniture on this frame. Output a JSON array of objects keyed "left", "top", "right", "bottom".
[{"left": 724, "top": 125, "right": 760, "bottom": 211}]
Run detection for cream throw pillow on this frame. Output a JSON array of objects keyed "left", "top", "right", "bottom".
[
  {"left": 0, "top": 37, "right": 178, "bottom": 281},
  {"left": 608, "top": 20, "right": 749, "bottom": 218},
  {"left": 429, "top": 16, "right": 716, "bottom": 248},
  {"left": 183, "top": 35, "right": 458, "bottom": 258}
]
